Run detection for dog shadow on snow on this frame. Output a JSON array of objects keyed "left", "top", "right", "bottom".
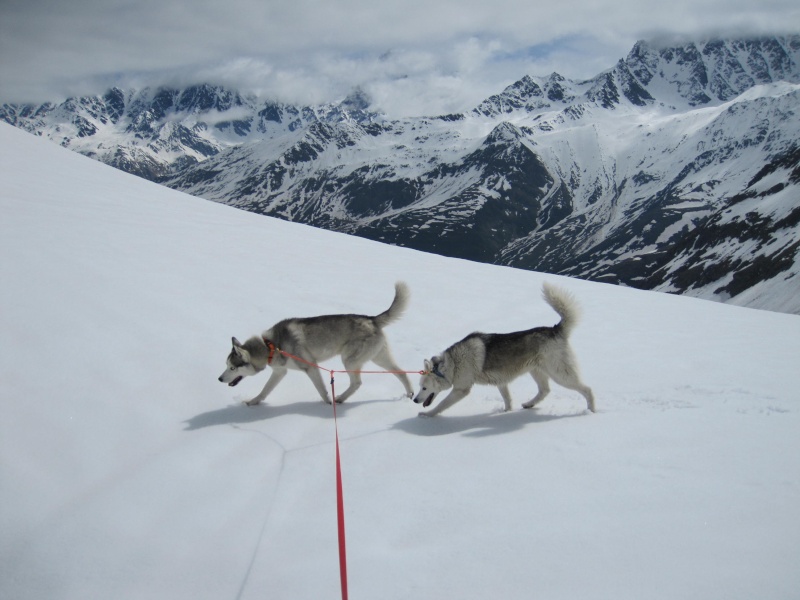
[
  {"left": 392, "top": 408, "right": 587, "bottom": 438},
  {"left": 185, "top": 400, "right": 587, "bottom": 436},
  {"left": 183, "top": 398, "right": 395, "bottom": 431}
]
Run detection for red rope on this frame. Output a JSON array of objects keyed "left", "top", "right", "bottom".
[
  {"left": 272, "top": 348, "right": 421, "bottom": 600},
  {"left": 330, "top": 374, "right": 349, "bottom": 600}
]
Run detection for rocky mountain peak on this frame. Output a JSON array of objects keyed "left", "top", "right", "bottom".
[{"left": 623, "top": 34, "right": 800, "bottom": 106}]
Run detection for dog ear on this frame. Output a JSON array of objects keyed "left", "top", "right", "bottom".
[
  {"left": 423, "top": 358, "right": 433, "bottom": 372},
  {"left": 231, "top": 337, "right": 247, "bottom": 358}
]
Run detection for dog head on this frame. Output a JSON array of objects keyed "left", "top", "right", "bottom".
[
  {"left": 218, "top": 337, "right": 260, "bottom": 387},
  {"left": 413, "top": 356, "right": 451, "bottom": 407}
]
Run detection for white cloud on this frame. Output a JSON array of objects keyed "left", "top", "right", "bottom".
[{"left": 1, "top": 0, "right": 797, "bottom": 115}]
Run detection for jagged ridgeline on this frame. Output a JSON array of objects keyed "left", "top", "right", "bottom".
[{"left": 3, "top": 35, "right": 800, "bottom": 313}]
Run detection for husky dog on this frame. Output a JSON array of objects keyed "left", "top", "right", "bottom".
[
  {"left": 219, "top": 282, "right": 415, "bottom": 405},
  {"left": 413, "top": 283, "right": 595, "bottom": 417}
]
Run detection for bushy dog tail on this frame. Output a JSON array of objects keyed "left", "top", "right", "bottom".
[
  {"left": 542, "top": 282, "right": 581, "bottom": 337},
  {"left": 374, "top": 281, "right": 410, "bottom": 328}
]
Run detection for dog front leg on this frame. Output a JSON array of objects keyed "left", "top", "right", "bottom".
[
  {"left": 419, "top": 387, "right": 470, "bottom": 417},
  {"left": 303, "top": 366, "right": 333, "bottom": 403},
  {"left": 245, "top": 368, "right": 287, "bottom": 406}
]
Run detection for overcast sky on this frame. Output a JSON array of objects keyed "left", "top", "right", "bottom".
[{"left": 1, "top": 0, "right": 798, "bottom": 117}]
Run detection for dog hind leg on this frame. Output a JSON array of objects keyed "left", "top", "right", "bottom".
[
  {"left": 333, "top": 367, "right": 362, "bottom": 403},
  {"left": 371, "top": 346, "right": 414, "bottom": 398},
  {"left": 335, "top": 338, "right": 396, "bottom": 403},
  {"left": 548, "top": 364, "right": 596, "bottom": 413},
  {"left": 334, "top": 343, "right": 373, "bottom": 402}
]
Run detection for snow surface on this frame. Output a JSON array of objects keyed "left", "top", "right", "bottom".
[{"left": 1, "top": 121, "right": 799, "bottom": 599}]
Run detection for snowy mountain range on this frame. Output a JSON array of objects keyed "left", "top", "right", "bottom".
[{"left": 3, "top": 35, "right": 800, "bottom": 313}]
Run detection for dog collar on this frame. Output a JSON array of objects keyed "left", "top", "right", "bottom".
[
  {"left": 431, "top": 364, "right": 446, "bottom": 380},
  {"left": 261, "top": 337, "right": 277, "bottom": 365}
]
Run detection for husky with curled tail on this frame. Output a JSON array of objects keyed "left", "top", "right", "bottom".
[
  {"left": 413, "top": 283, "right": 595, "bottom": 417},
  {"left": 219, "top": 282, "right": 414, "bottom": 405}
]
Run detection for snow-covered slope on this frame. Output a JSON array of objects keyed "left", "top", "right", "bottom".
[
  {"left": 3, "top": 36, "right": 799, "bottom": 314},
  {"left": 2, "top": 122, "right": 800, "bottom": 599}
]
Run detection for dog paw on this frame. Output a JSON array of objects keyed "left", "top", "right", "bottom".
[
  {"left": 243, "top": 399, "right": 262, "bottom": 407},
  {"left": 417, "top": 411, "right": 435, "bottom": 418}
]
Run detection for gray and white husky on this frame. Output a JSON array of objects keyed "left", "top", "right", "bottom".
[
  {"left": 219, "top": 282, "right": 415, "bottom": 405},
  {"left": 413, "top": 283, "right": 595, "bottom": 417}
]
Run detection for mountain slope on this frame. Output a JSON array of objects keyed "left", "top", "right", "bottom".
[
  {"left": 3, "top": 35, "right": 800, "bottom": 313},
  {"left": 3, "top": 119, "right": 800, "bottom": 600}
]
